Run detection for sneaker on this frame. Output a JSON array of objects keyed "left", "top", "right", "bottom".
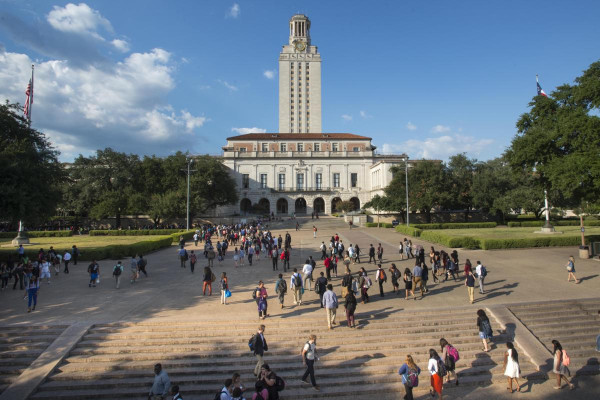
[
  {"left": 313, "top": 386, "right": 320, "bottom": 391},
  {"left": 301, "top": 380, "right": 310, "bottom": 385}
]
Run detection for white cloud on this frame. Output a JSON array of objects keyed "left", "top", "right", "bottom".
[
  {"left": 218, "top": 79, "right": 238, "bottom": 91},
  {"left": 341, "top": 114, "right": 353, "bottom": 121},
  {"left": 406, "top": 121, "right": 417, "bottom": 131},
  {"left": 382, "top": 134, "right": 494, "bottom": 161},
  {"left": 359, "top": 110, "right": 372, "bottom": 118},
  {"left": 431, "top": 124, "right": 451, "bottom": 133},
  {"left": 111, "top": 39, "right": 130, "bottom": 52},
  {"left": 47, "top": 3, "right": 112, "bottom": 39},
  {"left": 232, "top": 127, "right": 267, "bottom": 134},
  {"left": 263, "top": 70, "right": 276, "bottom": 79},
  {"left": 227, "top": 3, "right": 241, "bottom": 18}
]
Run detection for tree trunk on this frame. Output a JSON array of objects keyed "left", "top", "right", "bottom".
[
  {"left": 464, "top": 209, "right": 469, "bottom": 222},
  {"left": 116, "top": 213, "right": 121, "bottom": 229},
  {"left": 425, "top": 209, "right": 432, "bottom": 223}
]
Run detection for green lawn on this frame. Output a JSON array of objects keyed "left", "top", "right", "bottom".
[{"left": 435, "top": 226, "right": 600, "bottom": 239}]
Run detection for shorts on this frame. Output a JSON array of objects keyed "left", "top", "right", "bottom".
[
  {"left": 40, "top": 270, "right": 51, "bottom": 279},
  {"left": 91, "top": 273, "right": 98, "bottom": 281},
  {"left": 479, "top": 331, "right": 491, "bottom": 339}
]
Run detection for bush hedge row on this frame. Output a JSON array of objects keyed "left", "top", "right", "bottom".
[
  {"left": 419, "top": 231, "right": 480, "bottom": 249},
  {"left": 0, "top": 236, "right": 174, "bottom": 262},
  {"left": 411, "top": 222, "right": 497, "bottom": 230},
  {"left": 508, "top": 220, "right": 600, "bottom": 227},
  {"left": 394, "top": 225, "right": 423, "bottom": 237},
  {"left": 480, "top": 235, "right": 600, "bottom": 250},
  {"left": 170, "top": 230, "right": 195, "bottom": 244},
  {"left": 89, "top": 229, "right": 185, "bottom": 236},
  {"left": 0, "top": 231, "right": 74, "bottom": 239},
  {"left": 365, "top": 222, "right": 395, "bottom": 228}
]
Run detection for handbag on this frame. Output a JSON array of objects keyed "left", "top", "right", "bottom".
[
  {"left": 341, "top": 286, "right": 348, "bottom": 298},
  {"left": 225, "top": 289, "right": 232, "bottom": 298}
]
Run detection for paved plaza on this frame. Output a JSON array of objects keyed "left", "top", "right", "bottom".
[{"left": 1, "top": 217, "right": 599, "bottom": 399}]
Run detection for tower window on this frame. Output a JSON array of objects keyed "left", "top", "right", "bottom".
[
  {"left": 261, "top": 143, "right": 268, "bottom": 152},
  {"left": 314, "top": 143, "right": 320, "bottom": 151},
  {"left": 297, "top": 143, "right": 304, "bottom": 152},
  {"left": 280, "top": 143, "right": 287, "bottom": 152}
]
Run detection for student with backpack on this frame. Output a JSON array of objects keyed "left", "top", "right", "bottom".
[
  {"left": 440, "top": 338, "right": 459, "bottom": 386},
  {"left": 301, "top": 334, "right": 320, "bottom": 391},
  {"left": 475, "top": 260, "right": 487, "bottom": 294},
  {"left": 290, "top": 268, "right": 303, "bottom": 305},
  {"left": 428, "top": 349, "right": 445, "bottom": 399},
  {"left": 315, "top": 272, "right": 328, "bottom": 308},
  {"left": 275, "top": 274, "right": 287, "bottom": 309},
  {"left": 477, "top": 309, "right": 493, "bottom": 352},
  {"left": 375, "top": 264, "right": 387, "bottom": 297},
  {"left": 249, "top": 325, "right": 268, "bottom": 378},
  {"left": 189, "top": 250, "right": 197, "bottom": 274},
  {"left": 112, "top": 261, "right": 123, "bottom": 289},
  {"left": 551, "top": 339, "right": 574, "bottom": 390},
  {"left": 398, "top": 354, "right": 421, "bottom": 400}
]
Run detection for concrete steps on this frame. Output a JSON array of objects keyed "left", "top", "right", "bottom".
[
  {"left": 32, "top": 309, "right": 544, "bottom": 400},
  {"left": 509, "top": 299, "right": 600, "bottom": 376},
  {"left": 0, "top": 325, "right": 66, "bottom": 395}
]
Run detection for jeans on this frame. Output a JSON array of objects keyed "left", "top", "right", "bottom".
[
  {"left": 403, "top": 383, "right": 414, "bottom": 400},
  {"left": 114, "top": 275, "right": 121, "bottom": 288},
  {"left": 190, "top": 262, "right": 195, "bottom": 273},
  {"left": 27, "top": 288, "right": 38, "bottom": 308},
  {"left": 302, "top": 359, "right": 317, "bottom": 386},
  {"left": 248, "top": 254, "right": 253, "bottom": 265},
  {"left": 378, "top": 281, "right": 384, "bottom": 297},
  {"left": 479, "top": 276, "right": 485, "bottom": 293},
  {"left": 283, "top": 260, "right": 289, "bottom": 272},
  {"left": 64, "top": 261, "right": 70, "bottom": 273}
]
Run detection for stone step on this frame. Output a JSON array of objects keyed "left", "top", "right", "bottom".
[
  {"left": 0, "top": 349, "right": 42, "bottom": 359},
  {"left": 0, "top": 342, "right": 50, "bottom": 351},
  {"left": 520, "top": 323, "right": 598, "bottom": 337},
  {"left": 0, "top": 335, "right": 58, "bottom": 344},
  {"left": 514, "top": 313, "right": 600, "bottom": 326}
]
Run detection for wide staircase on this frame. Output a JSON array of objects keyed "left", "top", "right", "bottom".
[
  {"left": 31, "top": 308, "right": 544, "bottom": 399},
  {"left": 509, "top": 298, "right": 600, "bottom": 376},
  {"left": 0, "top": 325, "right": 66, "bottom": 394}
]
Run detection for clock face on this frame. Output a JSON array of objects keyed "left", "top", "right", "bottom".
[{"left": 294, "top": 41, "right": 306, "bottom": 52}]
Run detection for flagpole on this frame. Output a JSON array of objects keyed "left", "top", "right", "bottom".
[{"left": 29, "top": 64, "right": 34, "bottom": 125}]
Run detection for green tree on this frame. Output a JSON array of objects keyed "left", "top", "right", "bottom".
[
  {"left": 472, "top": 158, "right": 514, "bottom": 223},
  {"left": 506, "top": 61, "right": 600, "bottom": 206},
  {"left": 447, "top": 153, "right": 477, "bottom": 221},
  {"left": 0, "top": 102, "right": 64, "bottom": 227},
  {"left": 337, "top": 200, "right": 356, "bottom": 214}
]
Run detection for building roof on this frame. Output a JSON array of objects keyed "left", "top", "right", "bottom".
[{"left": 226, "top": 133, "right": 372, "bottom": 141}]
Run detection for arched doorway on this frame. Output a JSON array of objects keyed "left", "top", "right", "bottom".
[
  {"left": 349, "top": 197, "right": 361, "bottom": 211},
  {"left": 331, "top": 197, "right": 342, "bottom": 213},
  {"left": 295, "top": 198, "right": 307, "bottom": 214},
  {"left": 313, "top": 197, "right": 325, "bottom": 214},
  {"left": 257, "top": 198, "right": 270, "bottom": 214},
  {"left": 276, "top": 198, "right": 288, "bottom": 214},
  {"left": 240, "top": 198, "right": 252, "bottom": 214}
]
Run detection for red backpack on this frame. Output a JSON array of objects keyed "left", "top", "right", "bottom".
[{"left": 447, "top": 345, "right": 460, "bottom": 362}]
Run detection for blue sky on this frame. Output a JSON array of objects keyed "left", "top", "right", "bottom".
[{"left": 1, "top": 0, "right": 598, "bottom": 161}]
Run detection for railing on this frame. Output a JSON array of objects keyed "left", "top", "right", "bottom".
[{"left": 271, "top": 187, "right": 335, "bottom": 193}]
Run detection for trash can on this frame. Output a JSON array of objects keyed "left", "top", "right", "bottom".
[
  {"left": 591, "top": 242, "right": 600, "bottom": 257},
  {"left": 579, "top": 245, "right": 590, "bottom": 259}
]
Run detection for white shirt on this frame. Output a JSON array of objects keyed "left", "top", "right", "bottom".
[
  {"left": 428, "top": 358, "right": 439, "bottom": 375},
  {"left": 348, "top": 247, "right": 355, "bottom": 257},
  {"left": 303, "top": 342, "right": 316, "bottom": 360},
  {"left": 219, "top": 386, "right": 232, "bottom": 400},
  {"left": 41, "top": 261, "right": 50, "bottom": 273},
  {"left": 302, "top": 264, "right": 313, "bottom": 275},
  {"left": 475, "top": 263, "right": 483, "bottom": 277},
  {"left": 63, "top": 252, "right": 71, "bottom": 261}
]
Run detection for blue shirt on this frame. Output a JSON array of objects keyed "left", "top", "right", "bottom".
[
  {"left": 412, "top": 265, "right": 423, "bottom": 278},
  {"left": 322, "top": 289, "right": 338, "bottom": 309},
  {"left": 398, "top": 363, "right": 421, "bottom": 385}
]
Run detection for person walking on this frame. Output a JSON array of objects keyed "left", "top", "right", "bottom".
[
  {"left": 256, "top": 281, "right": 268, "bottom": 320},
  {"left": 403, "top": 268, "right": 414, "bottom": 300},
  {"left": 389, "top": 264, "right": 401, "bottom": 295},
  {"left": 233, "top": 247, "right": 240, "bottom": 268},
  {"left": 475, "top": 260, "right": 487, "bottom": 294},
  {"left": 301, "top": 334, "right": 320, "bottom": 391},
  {"left": 551, "top": 339, "right": 575, "bottom": 390},
  {"left": 375, "top": 264, "right": 387, "bottom": 297},
  {"left": 368, "top": 244, "right": 376, "bottom": 264},
  {"left": 322, "top": 284, "right": 338, "bottom": 330},
  {"left": 275, "top": 273, "right": 287, "bottom": 309},
  {"left": 189, "top": 250, "right": 197, "bottom": 274},
  {"left": 412, "top": 262, "right": 425, "bottom": 299},
  {"left": 39, "top": 258, "right": 51, "bottom": 285},
  {"left": 504, "top": 342, "right": 521, "bottom": 392},
  {"left": 302, "top": 260, "right": 313, "bottom": 291},
  {"left": 247, "top": 245, "right": 254, "bottom": 266},
  {"left": 354, "top": 244, "right": 361, "bottom": 263},
  {"left": 421, "top": 263, "right": 429, "bottom": 294},
  {"left": 377, "top": 243, "right": 384, "bottom": 263},
  {"left": 477, "top": 309, "right": 493, "bottom": 352},
  {"left": 398, "top": 241, "right": 404, "bottom": 260},
  {"left": 138, "top": 254, "right": 148, "bottom": 277},
  {"left": 465, "top": 269, "right": 476, "bottom": 304},
  {"left": 428, "top": 349, "right": 444, "bottom": 400},
  {"left": 63, "top": 251, "right": 71, "bottom": 274},
  {"left": 344, "top": 289, "right": 357, "bottom": 328},
  {"left": 313, "top": 225, "right": 317, "bottom": 238},
  {"left": 291, "top": 268, "right": 303, "bottom": 305},
  {"left": 358, "top": 267, "right": 370, "bottom": 304},
  {"left": 148, "top": 363, "right": 171, "bottom": 400},
  {"left": 282, "top": 248, "right": 290, "bottom": 272},
  {"left": 320, "top": 241, "right": 327, "bottom": 260},
  {"left": 87, "top": 260, "right": 99, "bottom": 288},
  {"left": 440, "top": 338, "right": 459, "bottom": 386},
  {"left": 178, "top": 246, "right": 187, "bottom": 268},
  {"left": 398, "top": 355, "right": 421, "bottom": 400},
  {"left": 71, "top": 245, "right": 80, "bottom": 265},
  {"left": 566, "top": 256, "right": 580, "bottom": 284},
  {"left": 130, "top": 255, "right": 139, "bottom": 284},
  {"left": 251, "top": 325, "right": 268, "bottom": 378},
  {"left": 26, "top": 275, "right": 40, "bottom": 313},
  {"left": 324, "top": 255, "right": 332, "bottom": 280},
  {"left": 112, "top": 261, "right": 123, "bottom": 289},
  {"left": 203, "top": 266, "right": 214, "bottom": 296},
  {"left": 239, "top": 247, "right": 245, "bottom": 267},
  {"left": 271, "top": 246, "right": 279, "bottom": 271},
  {"left": 315, "top": 272, "right": 328, "bottom": 308},
  {"left": 220, "top": 272, "right": 228, "bottom": 305}
]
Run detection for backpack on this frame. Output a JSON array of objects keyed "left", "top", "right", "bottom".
[
  {"left": 447, "top": 345, "right": 460, "bottom": 362},
  {"left": 406, "top": 367, "right": 419, "bottom": 388},
  {"left": 480, "top": 265, "right": 487, "bottom": 277},
  {"left": 213, "top": 390, "right": 227, "bottom": 400},
  {"left": 293, "top": 274, "right": 302, "bottom": 287},
  {"left": 562, "top": 350, "right": 570, "bottom": 366},
  {"left": 437, "top": 358, "right": 447, "bottom": 377},
  {"left": 280, "top": 251, "right": 285, "bottom": 260},
  {"left": 248, "top": 334, "right": 256, "bottom": 351},
  {"left": 278, "top": 279, "right": 287, "bottom": 294},
  {"left": 379, "top": 269, "right": 386, "bottom": 281},
  {"left": 251, "top": 287, "right": 259, "bottom": 300},
  {"left": 113, "top": 266, "right": 122, "bottom": 276},
  {"left": 363, "top": 276, "right": 371, "bottom": 289},
  {"left": 275, "top": 375, "right": 286, "bottom": 391}
]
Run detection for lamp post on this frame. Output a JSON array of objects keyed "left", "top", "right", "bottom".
[
  {"left": 184, "top": 158, "right": 196, "bottom": 231},
  {"left": 405, "top": 155, "right": 410, "bottom": 226}
]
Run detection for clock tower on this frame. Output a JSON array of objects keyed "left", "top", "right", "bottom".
[{"left": 279, "top": 14, "right": 322, "bottom": 134}]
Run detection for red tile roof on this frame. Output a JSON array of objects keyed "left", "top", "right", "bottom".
[{"left": 226, "top": 133, "right": 372, "bottom": 140}]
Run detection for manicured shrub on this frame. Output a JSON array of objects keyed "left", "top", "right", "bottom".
[
  {"left": 411, "top": 222, "right": 497, "bottom": 230},
  {"left": 395, "top": 225, "right": 422, "bottom": 237},
  {"left": 480, "top": 235, "right": 600, "bottom": 250},
  {"left": 89, "top": 229, "right": 185, "bottom": 236},
  {"left": 170, "top": 230, "right": 195, "bottom": 244},
  {"left": 365, "top": 222, "right": 394, "bottom": 228},
  {"left": 419, "top": 231, "right": 481, "bottom": 249},
  {"left": 508, "top": 220, "right": 600, "bottom": 228},
  {"left": 0, "top": 231, "right": 73, "bottom": 239}
]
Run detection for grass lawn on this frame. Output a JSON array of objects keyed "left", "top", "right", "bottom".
[
  {"left": 435, "top": 226, "right": 600, "bottom": 239},
  {"left": 0, "top": 235, "right": 171, "bottom": 249}
]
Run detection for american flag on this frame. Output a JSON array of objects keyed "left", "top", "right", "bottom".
[
  {"left": 536, "top": 75, "right": 547, "bottom": 97},
  {"left": 24, "top": 78, "right": 33, "bottom": 120}
]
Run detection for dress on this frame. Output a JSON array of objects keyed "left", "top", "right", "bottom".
[
  {"left": 504, "top": 349, "right": 519, "bottom": 378},
  {"left": 553, "top": 350, "right": 570, "bottom": 376}
]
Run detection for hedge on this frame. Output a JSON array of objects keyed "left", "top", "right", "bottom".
[
  {"left": 365, "top": 222, "right": 395, "bottom": 228},
  {"left": 480, "top": 235, "right": 600, "bottom": 250},
  {"left": 0, "top": 231, "right": 74, "bottom": 239},
  {"left": 170, "top": 230, "right": 195, "bottom": 244},
  {"left": 89, "top": 229, "right": 185, "bottom": 236},
  {"left": 419, "top": 231, "right": 480, "bottom": 249},
  {"left": 411, "top": 222, "right": 497, "bottom": 230},
  {"left": 394, "top": 225, "right": 422, "bottom": 237},
  {"left": 0, "top": 236, "right": 174, "bottom": 262},
  {"left": 508, "top": 220, "right": 600, "bottom": 228}
]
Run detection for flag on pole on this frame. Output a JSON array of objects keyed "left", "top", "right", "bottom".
[
  {"left": 536, "top": 75, "right": 547, "bottom": 97},
  {"left": 23, "top": 79, "right": 32, "bottom": 119}
]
